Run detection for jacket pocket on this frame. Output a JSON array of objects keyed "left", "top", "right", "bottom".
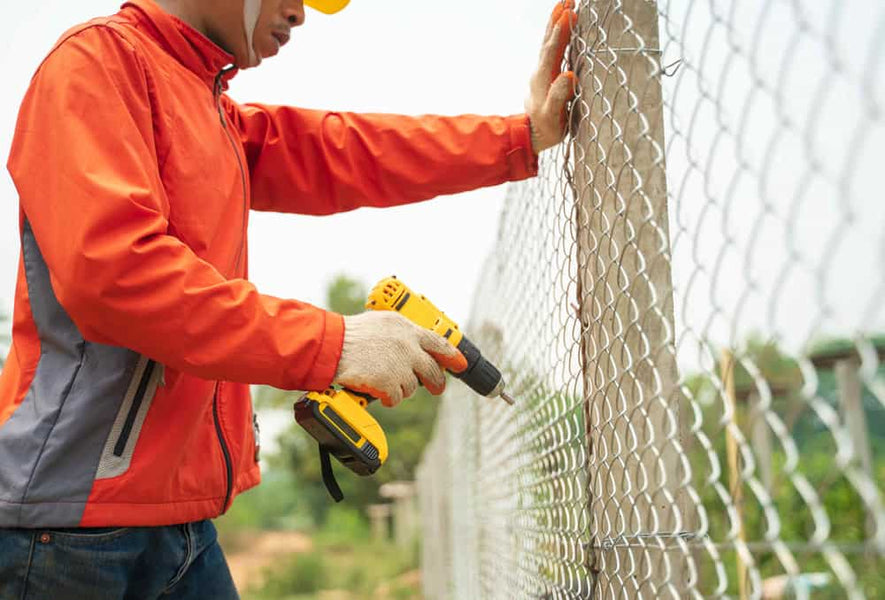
[{"left": 95, "top": 356, "right": 164, "bottom": 480}]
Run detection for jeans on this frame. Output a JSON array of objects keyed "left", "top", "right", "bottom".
[{"left": 0, "top": 520, "right": 239, "bottom": 600}]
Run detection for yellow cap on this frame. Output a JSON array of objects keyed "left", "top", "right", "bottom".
[{"left": 304, "top": 0, "right": 350, "bottom": 14}]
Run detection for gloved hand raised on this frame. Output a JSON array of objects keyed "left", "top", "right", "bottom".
[
  {"left": 333, "top": 311, "right": 468, "bottom": 407},
  {"left": 526, "top": 0, "right": 578, "bottom": 154}
]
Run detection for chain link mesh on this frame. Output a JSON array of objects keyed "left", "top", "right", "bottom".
[{"left": 417, "top": 0, "right": 885, "bottom": 598}]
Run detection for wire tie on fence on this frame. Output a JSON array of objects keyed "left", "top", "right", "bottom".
[
  {"left": 581, "top": 47, "right": 683, "bottom": 77},
  {"left": 662, "top": 58, "right": 683, "bottom": 77},
  {"left": 599, "top": 531, "right": 702, "bottom": 550},
  {"left": 585, "top": 47, "right": 663, "bottom": 54}
]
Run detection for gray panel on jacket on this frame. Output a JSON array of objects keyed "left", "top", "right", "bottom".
[
  {"left": 95, "top": 357, "right": 163, "bottom": 480},
  {"left": 0, "top": 220, "right": 139, "bottom": 527}
]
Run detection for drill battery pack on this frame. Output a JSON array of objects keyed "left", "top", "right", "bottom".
[{"left": 294, "top": 389, "right": 389, "bottom": 499}]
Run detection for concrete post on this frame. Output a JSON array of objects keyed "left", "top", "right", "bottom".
[
  {"left": 835, "top": 359, "right": 873, "bottom": 482},
  {"left": 380, "top": 481, "right": 419, "bottom": 550},
  {"left": 834, "top": 359, "right": 875, "bottom": 542},
  {"left": 367, "top": 503, "right": 392, "bottom": 543},
  {"left": 572, "top": 1, "right": 692, "bottom": 596},
  {"left": 749, "top": 391, "right": 774, "bottom": 493}
]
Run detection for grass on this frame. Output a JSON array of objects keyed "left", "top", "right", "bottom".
[
  {"left": 241, "top": 505, "right": 422, "bottom": 600},
  {"left": 243, "top": 539, "right": 421, "bottom": 600}
]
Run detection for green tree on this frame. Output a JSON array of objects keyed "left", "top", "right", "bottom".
[{"left": 325, "top": 273, "right": 367, "bottom": 316}]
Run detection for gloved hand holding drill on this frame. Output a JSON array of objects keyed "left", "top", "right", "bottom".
[
  {"left": 300, "top": 277, "right": 518, "bottom": 501},
  {"left": 334, "top": 312, "right": 468, "bottom": 408}
]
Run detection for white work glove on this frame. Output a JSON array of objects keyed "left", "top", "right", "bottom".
[
  {"left": 334, "top": 312, "right": 468, "bottom": 407},
  {"left": 525, "top": 1, "right": 577, "bottom": 154}
]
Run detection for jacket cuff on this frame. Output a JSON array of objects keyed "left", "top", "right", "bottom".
[
  {"left": 504, "top": 114, "right": 539, "bottom": 181},
  {"left": 299, "top": 311, "right": 345, "bottom": 391}
]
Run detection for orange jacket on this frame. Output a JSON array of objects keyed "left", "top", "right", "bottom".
[{"left": 0, "top": 0, "right": 537, "bottom": 527}]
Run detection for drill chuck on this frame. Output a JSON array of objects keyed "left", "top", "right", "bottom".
[{"left": 454, "top": 336, "right": 511, "bottom": 402}]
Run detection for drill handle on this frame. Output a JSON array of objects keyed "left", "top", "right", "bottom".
[{"left": 343, "top": 389, "right": 374, "bottom": 407}]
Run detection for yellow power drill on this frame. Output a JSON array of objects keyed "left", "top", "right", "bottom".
[{"left": 293, "top": 276, "right": 514, "bottom": 501}]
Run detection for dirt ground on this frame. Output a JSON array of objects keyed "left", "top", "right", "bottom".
[{"left": 225, "top": 530, "right": 313, "bottom": 592}]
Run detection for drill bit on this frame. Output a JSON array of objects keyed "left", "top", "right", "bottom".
[{"left": 500, "top": 391, "right": 516, "bottom": 406}]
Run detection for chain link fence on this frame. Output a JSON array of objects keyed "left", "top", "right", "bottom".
[{"left": 416, "top": 0, "right": 885, "bottom": 598}]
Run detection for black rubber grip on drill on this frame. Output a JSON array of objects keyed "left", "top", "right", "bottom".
[{"left": 455, "top": 337, "right": 501, "bottom": 397}]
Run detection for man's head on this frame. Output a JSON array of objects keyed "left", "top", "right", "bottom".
[
  {"left": 205, "top": 0, "right": 303, "bottom": 68},
  {"left": 157, "top": 0, "right": 348, "bottom": 69}
]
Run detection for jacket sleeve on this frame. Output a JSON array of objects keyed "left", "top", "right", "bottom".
[
  {"left": 7, "top": 26, "right": 343, "bottom": 391},
  {"left": 225, "top": 100, "right": 539, "bottom": 215}
]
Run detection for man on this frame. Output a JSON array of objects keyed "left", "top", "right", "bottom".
[{"left": 0, "top": 0, "right": 576, "bottom": 597}]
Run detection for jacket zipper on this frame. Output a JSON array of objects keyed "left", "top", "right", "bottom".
[
  {"left": 212, "top": 70, "right": 244, "bottom": 513},
  {"left": 213, "top": 382, "right": 234, "bottom": 512},
  {"left": 214, "top": 70, "right": 249, "bottom": 276},
  {"left": 113, "top": 359, "right": 156, "bottom": 457}
]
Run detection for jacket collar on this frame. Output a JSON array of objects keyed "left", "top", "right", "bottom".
[{"left": 120, "top": 0, "right": 239, "bottom": 89}]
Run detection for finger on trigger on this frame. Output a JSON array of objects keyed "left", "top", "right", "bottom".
[
  {"left": 418, "top": 372, "right": 446, "bottom": 396},
  {"left": 401, "top": 374, "right": 419, "bottom": 400},
  {"left": 429, "top": 349, "right": 468, "bottom": 374},
  {"left": 386, "top": 386, "right": 403, "bottom": 408},
  {"left": 418, "top": 329, "right": 453, "bottom": 355},
  {"left": 419, "top": 330, "right": 468, "bottom": 373},
  {"left": 350, "top": 383, "right": 393, "bottom": 407},
  {"left": 415, "top": 354, "right": 446, "bottom": 395}
]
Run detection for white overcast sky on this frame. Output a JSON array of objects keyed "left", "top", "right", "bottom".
[{"left": 0, "top": 0, "right": 553, "bottom": 330}]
